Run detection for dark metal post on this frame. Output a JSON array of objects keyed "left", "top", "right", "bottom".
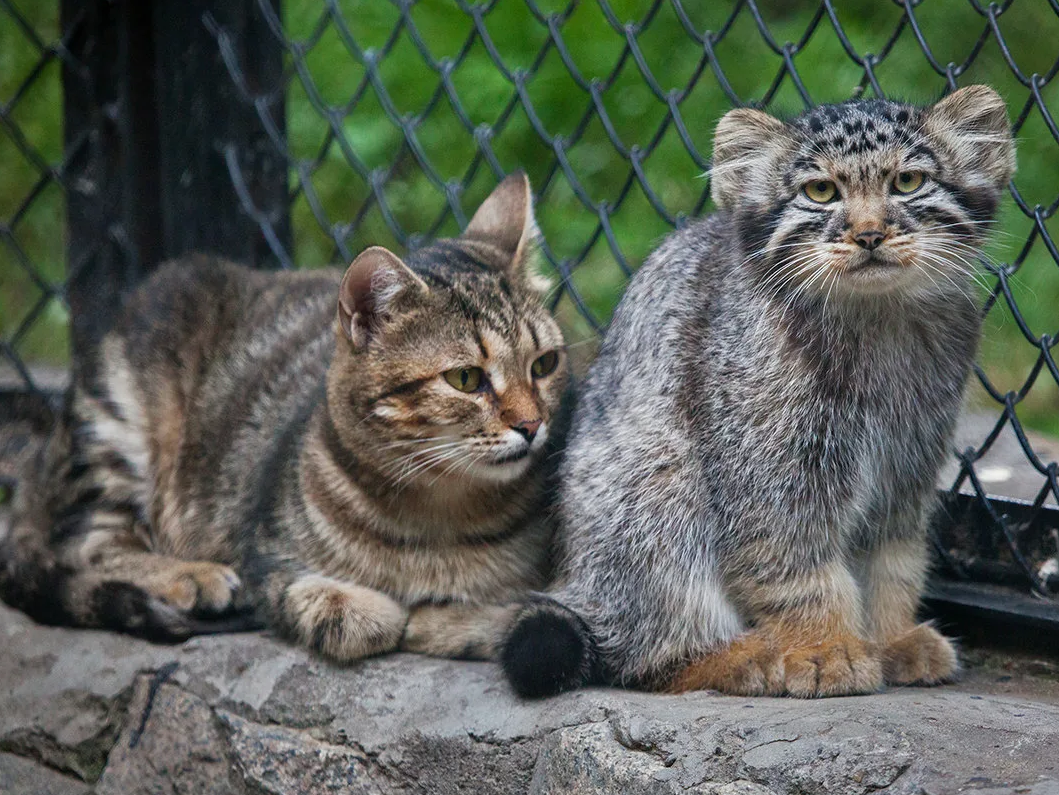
[
  {"left": 61, "top": 0, "right": 157, "bottom": 372},
  {"left": 61, "top": 0, "right": 289, "bottom": 374},
  {"left": 152, "top": 0, "right": 289, "bottom": 268}
]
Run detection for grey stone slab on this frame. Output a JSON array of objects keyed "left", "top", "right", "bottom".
[
  {"left": 0, "top": 753, "right": 91, "bottom": 795},
  {"left": 3, "top": 602, "right": 1059, "bottom": 794}
]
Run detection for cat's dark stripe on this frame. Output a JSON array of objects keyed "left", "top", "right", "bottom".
[
  {"left": 936, "top": 179, "right": 999, "bottom": 223},
  {"left": 369, "top": 378, "right": 431, "bottom": 404},
  {"left": 473, "top": 325, "right": 490, "bottom": 359}
]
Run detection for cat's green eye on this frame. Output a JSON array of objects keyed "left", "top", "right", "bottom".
[
  {"left": 531, "top": 351, "right": 559, "bottom": 378},
  {"left": 892, "top": 171, "right": 925, "bottom": 194},
  {"left": 444, "top": 367, "right": 483, "bottom": 393},
  {"left": 803, "top": 180, "right": 838, "bottom": 203}
]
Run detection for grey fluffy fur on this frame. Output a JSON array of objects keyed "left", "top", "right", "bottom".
[{"left": 503, "top": 86, "right": 1016, "bottom": 697}]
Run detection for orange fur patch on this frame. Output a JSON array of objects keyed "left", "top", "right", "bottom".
[
  {"left": 666, "top": 631, "right": 783, "bottom": 695},
  {"left": 667, "top": 620, "right": 883, "bottom": 698}
]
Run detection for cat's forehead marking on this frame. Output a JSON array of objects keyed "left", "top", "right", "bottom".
[{"left": 790, "top": 101, "right": 928, "bottom": 174}]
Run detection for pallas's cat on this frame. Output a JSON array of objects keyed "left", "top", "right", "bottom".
[
  {"left": 501, "top": 86, "right": 1014, "bottom": 698},
  {"left": 1, "top": 173, "right": 568, "bottom": 663}
]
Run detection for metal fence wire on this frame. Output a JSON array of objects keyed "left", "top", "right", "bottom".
[{"left": 1, "top": 0, "right": 1058, "bottom": 626}]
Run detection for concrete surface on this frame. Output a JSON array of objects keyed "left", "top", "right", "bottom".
[{"left": 2, "top": 602, "right": 1059, "bottom": 795}]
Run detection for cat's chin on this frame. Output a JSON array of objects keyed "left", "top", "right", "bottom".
[
  {"left": 466, "top": 455, "right": 535, "bottom": 483},
  {"left": 842, "top": 266, "right": 912, "bottom": 295},
  {"left": 825, "top": 252, "right": 921, "bottom": 297}
]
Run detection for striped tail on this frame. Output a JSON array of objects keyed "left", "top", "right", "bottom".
[
  {"left": 500, "top": 595, "right": 601, "bottom": 698},
  {"left": 0, "top": 390, "right": 57, "bottom": 498}
]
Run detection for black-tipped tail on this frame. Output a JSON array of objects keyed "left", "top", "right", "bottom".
[{"left": 501, "top": 596, "right": 599, "bottom": 698}]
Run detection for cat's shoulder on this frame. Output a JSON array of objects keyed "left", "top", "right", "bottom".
[
  {"left": 619, "top": 210, "right": 738, "bottom": 313},
  {"left": 635, "top": 211, "right": 736, "bottom": 282}
]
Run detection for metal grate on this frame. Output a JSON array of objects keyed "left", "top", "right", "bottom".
[{"left": 1, "top": 0, "right": 1057, "bottom": 622}]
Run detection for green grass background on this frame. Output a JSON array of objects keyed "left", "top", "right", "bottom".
[{"left": 2, "top": 0, "right": 1057, "bottom": 433}]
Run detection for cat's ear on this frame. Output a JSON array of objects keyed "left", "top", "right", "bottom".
[
  {"left": 710, "top": 108, "right": 789, "bottom": 210},
  {"left": 338, "top": 247, "right": 427, "bottom": 348},
  {"left": 463, "top": 172, "right": 551, "bottom": 294},
  {"left": 924, "top": 85, "right": 1015, "bottom": 187}
]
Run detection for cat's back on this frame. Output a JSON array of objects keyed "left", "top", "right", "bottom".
[
  {"left": 560, "top": 213, "right": 736, "bottom": 546},
  {"left": 110, "top": 257, "right": 340, "bottom": 463},
  {"left": 112, "top": 256, "right": 339, "bottom": 372},
  {"left": 90, "top": 257, "right": 342, "bottom": 558}
]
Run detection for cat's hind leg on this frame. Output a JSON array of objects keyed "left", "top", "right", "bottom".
[
  {"left": 865, "top": 536, "right": 958, "bottom": 686},
  {"left": 3, "top": 382, "right": 246, "bottom": 636},
  {"left": 3, "top": 471, "right": 247, "bottom": 640},
  {"left": 65, "top": 383, "right": 244, "bottom": 613}
]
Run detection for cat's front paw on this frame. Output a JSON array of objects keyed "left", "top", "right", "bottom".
[
  {"left": 285, "top": 575, "right": 407, "bottom": 662},
  {"left": 401, "top": 602, "right": 516, "bottom": 660},
  {"left": 145, "top": 561, "right": 242, "bottom": 614},
  {"left": 782, "top": 634, "right": 883, "bottom": 698},
  {"left": 882, "top": 622, "right": 959, "bottom": 686},
  {"left": 667, "top": 632, "right": 785, "bottom": 696}
]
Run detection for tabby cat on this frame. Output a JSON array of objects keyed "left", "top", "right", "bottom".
[
  {"left": 502, "top": 86, "right": 1015, "bottom": 698},
  {"left": 0, "top": 173, "right": 569, "bottom": 663}
]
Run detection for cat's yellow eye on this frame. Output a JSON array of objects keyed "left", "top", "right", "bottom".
[
  {"left": 803, "top": 180, "right": 838, "bottom": 203},
  {"left": 444, "top": 367, "right": 483, "bottom": 393},
  {"left": 892, "top": 171, "right": 925, "bottom": 194},
  {"left": 531, "top": 351, "right": 559, "bottom": 379}
]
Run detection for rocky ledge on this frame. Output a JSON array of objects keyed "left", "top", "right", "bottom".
[{"left": 2, "top": 603, "right": 1058, "bottom": 795}]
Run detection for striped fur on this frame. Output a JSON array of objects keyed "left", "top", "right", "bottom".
[
  {"left": 0, "top": 173, "right": 569, "bottom": 662},
  {"left": 502, "top": 87, "right": 1014, "bottom": 698}
]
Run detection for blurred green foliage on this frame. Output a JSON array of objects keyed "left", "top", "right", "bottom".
[
  {"left": 2, "top": 0, "right": 1057, "bottom": 433},
  {"left": 0, "top": 0, "right": 69, "bottom": 370}
]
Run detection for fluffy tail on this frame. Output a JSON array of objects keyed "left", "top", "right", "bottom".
[{"left": 500, "top": 595, "right": 601, "bottom": 698}]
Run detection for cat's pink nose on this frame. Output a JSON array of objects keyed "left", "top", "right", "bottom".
[
  {"left": 511, "top": 419, "right": 542, "bottom": 443},
  {"left": 854, "top": 230, "right": 885, "bottom": 250}
]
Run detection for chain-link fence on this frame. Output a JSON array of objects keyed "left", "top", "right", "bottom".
[
  {"left": 2, "top": 0, "right": 1058, "bottom": 635},
  {"left": 1, "top": 0, "right": 69, "bottom": 394}
]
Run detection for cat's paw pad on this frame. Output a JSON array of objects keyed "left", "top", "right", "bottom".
[
  {"left": 783, "top": 635, "right": 883, "bottom": 698},
  {"left": 668, "top": 633, "right": 784, "bottom": 695},
  {"left": 149, "top": 562, "right": 241, "bottom": 614},
  {"left": 286, "top": 576, "right": 407, "bottom": 662},
  {"left": 883, "top": 623, "right": 959, "bottom": 686}
]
